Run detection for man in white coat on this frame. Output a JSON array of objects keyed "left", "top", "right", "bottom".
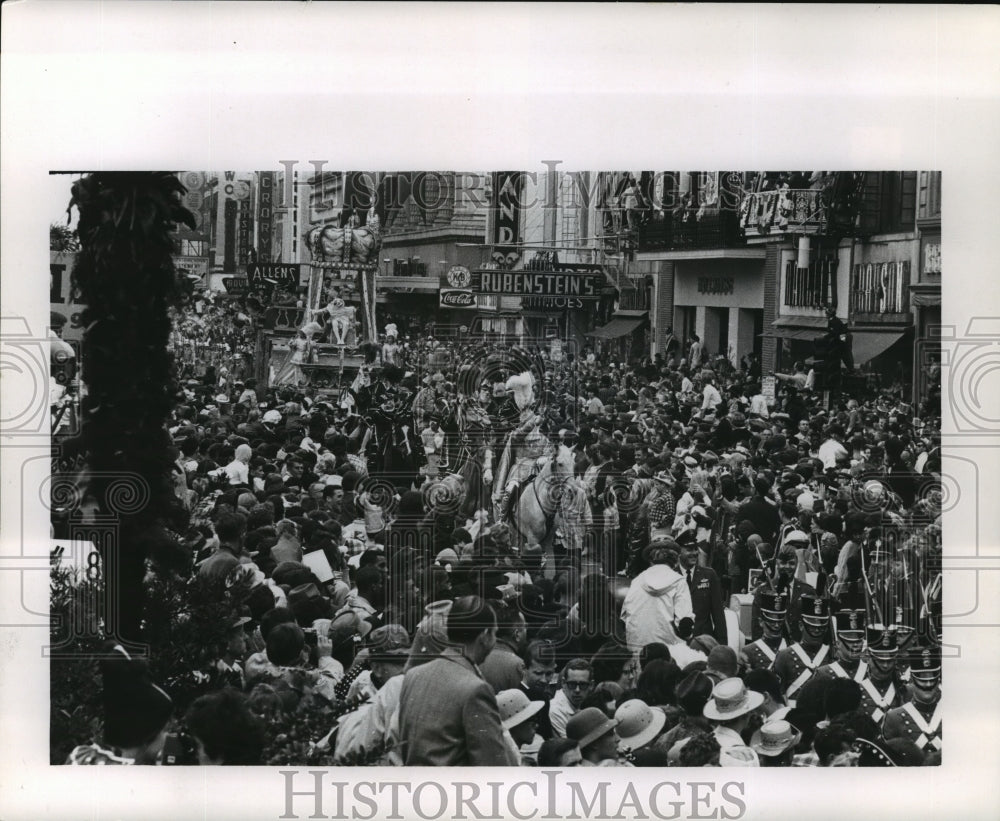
[{"left": 621, "top": 541, "right": 701, "bottom": 667}]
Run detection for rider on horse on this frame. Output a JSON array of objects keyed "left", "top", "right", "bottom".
[{"left": 493, "top": 414, "right": 551, "bottom": 523}]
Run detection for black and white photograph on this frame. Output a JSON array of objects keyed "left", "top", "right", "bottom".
[
  {"left": 2, "top": 4, "right": 999, "bottom": 821},
  {"left": 47, "top": 167, "right": 944, "bottom": 770}
]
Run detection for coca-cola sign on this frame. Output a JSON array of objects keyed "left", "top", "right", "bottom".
[{"left": 440, "top": 290, "right": 476, "bottom": 308}]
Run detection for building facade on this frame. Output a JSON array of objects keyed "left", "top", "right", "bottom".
[{"left": 635, "top": 172, "right": 766, "bottom": 368}]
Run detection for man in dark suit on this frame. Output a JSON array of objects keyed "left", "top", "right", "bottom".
[
  {"left": 678, "top": 540, "right": 727, "bottom": 645},
  {"left": 737, "top": 477, "right": 780, "bottom": 543},
  {"left": 517, "top": 639, "right": 559, "bottom": 740},
  {"left": 397, "top": 596, "right": 517, "bottom": 766}
]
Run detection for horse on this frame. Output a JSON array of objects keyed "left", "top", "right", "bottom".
[{"left": 512, "top": 444, "right": 585, "bottom": 579}]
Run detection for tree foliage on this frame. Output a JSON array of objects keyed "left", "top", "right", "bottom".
[{"left": 67, "top": 172, "right": 196, "bottom": 640}]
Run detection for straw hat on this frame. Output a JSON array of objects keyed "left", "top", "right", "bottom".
[
  {"left": 614, "top": 699, "right": 667, "bottom": 753},
  {"left": 703, "top": 677, "right": 765, "bottom": 721},
  {"left": 496, "top": 689, "right": 545, "bottom": 730},
  {"left": 749, "top": 719, "right": 802, "bottom": 757}
]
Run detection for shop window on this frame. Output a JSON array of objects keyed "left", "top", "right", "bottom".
[
  {"left": 783, "top": 257, "right": 838, "bottom": 308},
  {"left": 918, "top": 171, "right": 942, "bottom": 221},
  {"left": 859, "top": 171, "right": 917, "bottom": 234}
]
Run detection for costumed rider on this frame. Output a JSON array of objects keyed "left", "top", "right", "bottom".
[{"left": 491, "top": 371, "right": 549, "bottom": 523}]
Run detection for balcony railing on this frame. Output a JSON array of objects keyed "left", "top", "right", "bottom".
[
  {"left": 636, "top": 209, "right": 744, "bottom": 252},
  {"left": 740, "top": 189, "right": 827, "bottom": 238}
]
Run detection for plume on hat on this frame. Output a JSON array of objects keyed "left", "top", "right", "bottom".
[{"left": 506, "top": 372, "right": 535, "bottom": 410}]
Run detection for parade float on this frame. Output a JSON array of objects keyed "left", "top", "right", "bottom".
[{"left": 255, "top": 207, "right": 382, "bottom": 398}]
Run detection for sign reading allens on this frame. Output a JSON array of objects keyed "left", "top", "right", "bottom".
[{"left": 247, "top": 262, "right": 301, "bottom": 287}]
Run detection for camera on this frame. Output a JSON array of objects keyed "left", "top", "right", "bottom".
[{"left": 161, "top": 731, "right": 197, "bottom": 765}]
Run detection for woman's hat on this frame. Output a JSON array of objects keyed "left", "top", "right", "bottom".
[
  {"left": 368, "top": 624, "right": 411, "bottom": 660},
  {"left": 750, "top": 719, "right": 802, "bottom": 757},
  {"left": 565, "top": 707, "right": 619, "bottom": 750},
  {"left": 702, "top": 677, "right": 765, "bottom": 721},
  {"left": 496, "top": 689, "right": 545, "bottom": 730},
  {"left": 614, "top": 699, "right": 667, "bottom": 753}
]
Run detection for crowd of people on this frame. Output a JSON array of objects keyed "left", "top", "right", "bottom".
[{"left": 62, "top": 292, "right": 944, "bottom": 768}]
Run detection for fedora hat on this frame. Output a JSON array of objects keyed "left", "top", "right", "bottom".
[
  {"left": 287, "top": 582, "right": 324, "bottom": 610},
  {"left": 496, "top": 689, "right": 545, "bottom": 731},
  {"left": 652, "top": 470, "right": 675, "bottom": 487},
  {"left": 703, "top": 677, "right": 765, "bottom": 721},
  {"left": 614, "top": 699, "right": 667, "bottom": 753},
  {"left": 750, "top": 719, "right": 802, "bottom": 757},
  {"left": 565, "top": 707, "right": 619, "bottom": 750}
]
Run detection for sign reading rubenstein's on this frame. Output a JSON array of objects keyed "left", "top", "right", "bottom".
[
  {"left": 247, "top": 262, "right": 301, "bottom": 287},
  {"left": 474, "top": 270, "right": 603, "bottom": 298}
]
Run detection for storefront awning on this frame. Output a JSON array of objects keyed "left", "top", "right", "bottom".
[
  {"left": 910, "top": 289, "right": 941, "bottom": 307},
  {"left": 851, "top": 330, "right": 906, "bottom": 365},
  {"left": 587, "top": 315, "right": 645, "bottom": 339},
  {"left": 760, "top": 314, "right": 827, "bottom": 340},
  {"left": 773, "top": 315, "right": 828, "bottom": 329},
  {"left": 761, "top": 326, "right": 820, "bottom": 341}
]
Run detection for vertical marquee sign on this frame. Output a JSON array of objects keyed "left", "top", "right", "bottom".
[
  {"left": 491, "top": 171, "right": 524, "bottom": 269},
  {"left": 238, "top": 203, "right": 254, "bottom": 266},
  {"left": 257, "top": 171, "right": 276, "bottom": 263}
]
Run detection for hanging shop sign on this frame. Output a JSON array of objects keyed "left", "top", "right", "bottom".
[
  {"left": 222, "top": 277, "right": 250, "bottom": 295},
  {"left": 256, "top": 171, "right": 276, "bottom": 264},
  {"left": 491, "top": 171, "right": 524, "bottom": 269},
  {"left": 522, "top": 296, "right": 585, "bottom": 310},
  {"left": 440, "top": 265, "right": 475, "bottom": 309},
  {"left": 247, "top": 262, "right": 301, "bottom": 287},
  {"left": 473, "top": 270, "right": 603, "bottom": 298}
]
